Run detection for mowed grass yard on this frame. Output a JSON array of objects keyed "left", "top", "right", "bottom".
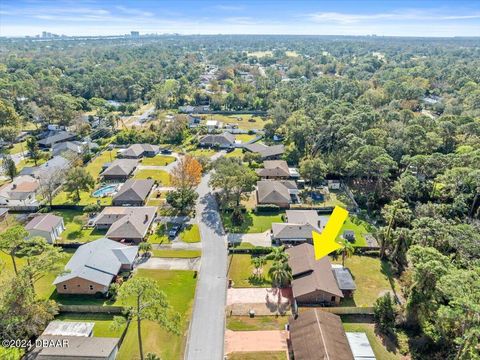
[
  {"left": 55, "top": 313, "right": 126, "bottom": 338},
  {"left": 331, "top": 255, "right": 399, "bottom": 307},
  {"left": 222, "top": 210, "right": 284, "bottom": 233},
  {"left": 0, "top": 249, "right": 75, "bottom": 299},
  {"left": 337, "top": 216, "right": 370, "bottom": 247},
  {"left": 134, "top": 169, "right": 171, "bottom": 185},
  {"left": 227, "top": 352, "right": 287, "bottom": 360},
  {"left": 152, "top": 249, "right": 201, "bottom": 258},
  {"left": 207, "top": 114, "right": 268, "bottom": 131},
  {"left": 235, "top": 134, "right": 257, "bottom": 143},
  {"left": 342, "top": 317, "right": 404, "bottom": 360},
  {"left": 179, "top": 224, "right": 201, "bottom": 243},
  {"left": 226, "top": 316, "right": 289, "bottom": 331},
  {"left": 141, "top": 155, "right": 176, "bottom": 166},
  {"left": 225, "top": 149, "right": 244, "bottom": 158},
  {"left": 53, "top": 149, "right": 117, "bottom": 206},
  {"left": 228, "top": 254, "right": 274, "bottom": 287},
  {"left": 54, "top": 209, "right": 106, "bottom": 243},
  {"left": 117, "top": 269, "right": 197, "bottom": 360}
]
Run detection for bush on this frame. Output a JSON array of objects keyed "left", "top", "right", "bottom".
[
  {"left": 374, "top": 293, "right": 396, "bottom": 334},
  {"left": 84, "top": 203, "right": 101, "bottom": 214},
  {"left": 255, "top": 204, "right": 280, "bottom": 213}
]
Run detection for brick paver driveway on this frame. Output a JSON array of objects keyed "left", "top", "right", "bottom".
[{"left": 225, "top": 330, "right": 289, "bottom": 354}]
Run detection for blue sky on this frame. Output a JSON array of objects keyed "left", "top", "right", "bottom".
[{"left": 1, "top": 0, "right": 479, "bottom": 37}]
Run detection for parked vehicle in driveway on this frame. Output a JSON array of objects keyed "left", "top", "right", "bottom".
[
  {"left": 169, "top": 223, "right": 182, "bottom": 238},
  {"left": 161, "top": 148, "right": 172, "bottom": 154}
]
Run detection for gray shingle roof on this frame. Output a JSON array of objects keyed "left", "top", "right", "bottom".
[
  {"left": 53, "top": 238, "right": 138, "bottom": 287},
  {"left": 102, "top": 159, "right": 139, "bottom": 177},
  {"left": 35, "top": 336, "right": 119, "bottom": 358},
  {"left": 113, "top": 179, "right": 154, "bottom": 203},
  {"left": 37, "top": 131, "right": 77, "bottom": 146},
  {"left": 257, "top": 180, "right": 296, "bottom": 204},
  {"left": 25, "top": 214, "right": 63, "bottom": 232},
  {"left": 272, "top": 223, "right": 318, "bottom": 240},
  {"left": 256, "top": 160, "right": 290, "bottom": 178},
  {"left": 121, "top": 143, "right": 159, "bottom": 158},
  {"left": 244, "top": 143, "right": 284, "bottom": 158},
  {"left": 199, "top": 132, "right": 235, "bottom": 146}
]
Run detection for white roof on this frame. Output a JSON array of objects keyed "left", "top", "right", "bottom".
[
  {"left": 346, "top": 332, "right": 376, "bottom": 360},
  {"left": 42, "top": 321, "right": 94, "bottom": 337}
]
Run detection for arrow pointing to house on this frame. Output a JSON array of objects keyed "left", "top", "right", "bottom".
[{"left": 312, "top": 206, "right": 349, "bottom": 260}]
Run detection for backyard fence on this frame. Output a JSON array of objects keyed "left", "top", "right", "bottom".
[
  {"left": 58, "top": 305, "right": 125, "bottom": 314},
  {"left": 300, "top": 306, "right": 374, "bottom": 315}
]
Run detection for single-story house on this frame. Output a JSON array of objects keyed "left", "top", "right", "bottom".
[
  {"left": 20, "top": 156, "right": 70, "bottom": 186},
  {"left": 53, "top": 238, "right": 138, "bottom": 295},
  {"left": 25, "top": 213, "right": 65, "bottom": 244},
  {"left": 32, "top": 336, "right": 119, "bottom": 360},
  {"left": 287, "top": 243, "right": 344, "bottom": 306},
  {"left": 332, "top": 264, "right": 356, "bottom": 298},
  {"left": 0, "top": 175, "right": 40, "bottom": 209},
  {"left": 289, "top": 309, "right": 354, "bottom": 360},
  {"left": 187, "top": 115, "right": 201, "bottom": 128},
  {"left": 101, "top": 159, "right": 139, "bottom": 181},
  {"left": 52, "top": 140, "right": 98, "bottom": 157},
  {"left": 37, "top": 131, "right": 77, "bottom": 149},
  {"left": 271, "top": 210, "right": 322, "bottom": 245},
  {"left": 198, "top": 132, "right": 235, "bottom": 149},
  {"left": 112, "top": 179, "right": 154, "bottom": 206},
  {"left": 243, "top": 143, "right": 285, "bottom": 160},
  {"left": 119, "top": 144, "right": 160, "bottom": 158},
  {"left": 256, "top": 160, "right": 292, "bottom": 179},
  {"left": 256, "top": 180, "right": 299, "bottom": 208},
  {"left": 94, "top": 206, "right": 157, "bottom": 243}
]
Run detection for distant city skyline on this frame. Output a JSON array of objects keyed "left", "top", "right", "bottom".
[{"left": 1, "top": 0, "right": 480, "bottom": 38}]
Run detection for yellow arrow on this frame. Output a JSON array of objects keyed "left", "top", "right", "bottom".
[{"left": 313, "top": 206, "right": 349, "bottom": 260}]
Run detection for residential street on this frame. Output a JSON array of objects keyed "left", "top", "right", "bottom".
[{"left": 185, "top": 160, "right": 228, "bottom": 360}]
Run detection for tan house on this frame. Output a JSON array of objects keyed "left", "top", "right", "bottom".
[
  {"left": 94, "top": 206, "right": 157, "bottom": 243},
  {"left": 256, "top": 180, "right": 299, "bottom": 208},
  {"left": 289, "top": 309, "right": 354, "bottom": 360},
  {"left": 53, "top": 238, "right": 138, "bottom": 295},
  {"left": 0, "top": 175, "right": 40, "bottom": 210},
  {"left": 286, "top": 243, "right": 343, "bottom": 306},
  {"left": 256, "top": 160, "right": 291, "bottom": 179}
]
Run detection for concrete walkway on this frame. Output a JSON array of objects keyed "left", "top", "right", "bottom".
[
  {"left": 137, "top": 257, "right": 200, "bottom": 271},
  {"left": 153, "top": 242, "right": 202, "bottom": 250},
  {"left": 185, "top": 151, "right": 228, "bottom": 360},
  {"left": 224, "top": 330, "right": 288, "bottom": 355}
]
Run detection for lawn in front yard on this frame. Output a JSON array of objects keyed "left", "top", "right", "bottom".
[
  {"left": 134, "top": 169, "right": 170, "bottom": 185},
  {"left": 225, "top": 149, "right": 244, "bottom": 158},
  {"left": 235, "top": 134, "right": 257, "bottom": 143},
  {"left": 228, "top": 254, "right": 274, "bottom": 287},
  {"left": 152, "top": 249, "right": 201, "bottom": 258},
  {"left": 141, "top": 155, "right": 176, "bottom": 166},
  {"left": 226, "top": 316, "right": 289, "bottom": 331},
  {"left": 188, "top": 148, "right": 216, "bottom": 158},
  {"left": 222, "top": 210, "right": 284, "bottom": 233},
  {"left": 179, "top": 224, "right": 201, "bottom": 243},
  {"left": 227, "top": 352, "right": 287, "bottom": 360},
  {"left": 331, "top": 255, "right": 399, "bottom": 307},
  {"left": 52, "top": 149, "right": 117, "bottom": 206},
  {"left": 117, "top": 269, "right": 197, "bottom": 360},
  {"left": 342, "top": 317, "right": 404, "bottom": 360},
  {"left": 8, "top": 141, "right": 27, "bottom": 155},
  {"left": 55, "top": 313, "right": 126, "bottom": 338},
  {"left": 54, "top": 209, "right": 106, "bottom": 243},
  {"left": 147, "top": 223, "right": 171, "bottom": 244},
  {"left": 146, "top": 190, "right": 166, "bottom": 206}
]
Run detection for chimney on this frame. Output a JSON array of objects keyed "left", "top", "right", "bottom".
[
  {"left": 12, "top": 184, "right": 17, "bottom": 189},
  {"left": 144, "top": 214, "right": 148, "bottom": 223}
]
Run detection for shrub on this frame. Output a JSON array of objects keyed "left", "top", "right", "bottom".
[
  {"left": 255, "top": 204, "right": 280, "bottom": 213},
  {"left": 374, "top": 293, "right": 396, "bottom": 334}
]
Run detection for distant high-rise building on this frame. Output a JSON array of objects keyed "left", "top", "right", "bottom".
[
  {"left": 131, "top": 31, "right": 140, "bottom": 37},
  {"left": 42, "top": 31, "right": 47, "bottom": 38}
]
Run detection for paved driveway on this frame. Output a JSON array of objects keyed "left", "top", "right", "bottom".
[
  {"left": 226, "top": 288, "right": 292, "bottom": 316},
  {"left": 228, "top": 231, "right": 272, "bottom": 247},
  {"left": 185, "top": 156, "right": 229, "bottom": 360},
  {"left": 137, "top": 257, "right": 200, "bottom": 270},
  {"left": 224, "top": 330, "right": 288, "bottom": 354}
]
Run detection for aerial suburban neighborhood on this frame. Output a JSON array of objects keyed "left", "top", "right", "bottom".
[{"left": 1, "top": 2, "right": 480, "bottom": 360}]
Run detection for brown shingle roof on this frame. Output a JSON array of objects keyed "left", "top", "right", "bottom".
[
  {"left": 286, "top": 243, "right": 343, "bottom": 299},
  {"left": 95, "top": 206, "right": 157, "bottom": 240},
  {"left": 256, "top": 160, "right": 290, "bottom": 178},
  {"left": 289, "top": 309, "right": 354, "bottom": 360},
  {"left": 102, "top": 159, "right": 139, "bottom": 177}
]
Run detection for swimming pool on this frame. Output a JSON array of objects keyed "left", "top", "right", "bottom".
[{"left": 92, "top": 184, "right": 118, "bottom": 197}]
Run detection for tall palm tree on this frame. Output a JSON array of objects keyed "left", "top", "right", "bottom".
[
  {"left": 337, "top": 238, "right": 355, "bottom": 268},
  {"left": 268, "top": 260, "right": 292, "bottom": 288},
  {"left": 138, "top": 242, "right": 152, "bottom": 257},
  {"left": 266, "top": 246, "right": 289, "bottom": 263},
  {"left": 251, "top": 256, "right": 266, "bottom": 278}
]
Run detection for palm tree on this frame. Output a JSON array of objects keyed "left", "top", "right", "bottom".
[
  {"left": 251, "top": 256, "right": 266, "bottom": 278},
  {"left": 265, "top": 246, "right": 289, "bottom": 263},
  {"left": 138, "top": 242, "right": 152, "bottom": 257},
  {"left": 268, "top": 260, "right": 292, "bottom": 288},
  {"left": 337, "top": 238, "right": 354, "bottom": 268}
]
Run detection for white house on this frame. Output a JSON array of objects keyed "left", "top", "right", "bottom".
[
  {"left": 0, "top": 176, "right": 40, "bottom": 210},
  {"left": 25, "top": 214, "right": 65, "bottom": 244}
]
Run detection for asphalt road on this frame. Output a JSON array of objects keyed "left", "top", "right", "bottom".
[{"left": 185, "top": 162, "right": 228, "bottom": 360}]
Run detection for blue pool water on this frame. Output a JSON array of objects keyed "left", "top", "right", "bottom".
[{"left": 92, "top": 184, "right": 118, "bottom": 197}]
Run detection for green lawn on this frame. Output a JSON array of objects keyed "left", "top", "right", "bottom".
[
  {"left": 235, "top": 134, "right": 257, "bottom": 143},
  {"left": 54, "top": 209, "right": 106, "bottom": 243},
  {"left": 0, "top": 214, "right": 19, "bottom": 232},
  {"left": 210, "top": 114, "right": 267, "bottom": 131},
  {"left": 337, "top": 216, "right": 370, "bottom": 247},
  {"left": 9, "top": 141, "right": 27, "bottom": 155},
  {"left": 226, "top": 316, "right": 289, "bottom": 331},
  {"left": 188, "top": 148, "right": 216, "bottom": 158},
  {"left": 228, "top": 254, "right": 274, "bottom": 287},
  {"left": 117, "top": 269, "right": 197, "bottom": 360},
  {"left": 222, "top": 210, "right": 284, "bottom": 233},
  {"left": 342, "top": 318, "right": 403, "bottom": 360},
  {"left": 55, "top": 313, "right": 126, "bottom": 338},
  {"left": 152, "top": 249, "right": 201, "bottom": 258},
  {"left": 16, "top": 156, "right": 47, "bottom": 172},
  {"left": 331, "top": 255, "right": 399, "bottom": 307},
  {"left": 52, "top": 149, "right": 117, "bottom": 206},
  {"left": 146, "top": 190, "right": 166, "bottom": 206},
  {"left": 134, "top": 169, "right": 171, "bottom": 185},
  {"left": 225, "top": 149, "right": 244, "bottom": 158},
  {"left": 227, "top": 352, "right": 287, "bottom": 360},
  {"left": 0, "top": 249, "right": 75, "bottom": 299},
  {"left": 179, "top": 224, "right": 201, "bottom": 243},
  {"left": 147, "top": 224, "right": 171, "bottom": 244},
  {"left": 141, "top": 155, "right": 176, "bottom": 166}
]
